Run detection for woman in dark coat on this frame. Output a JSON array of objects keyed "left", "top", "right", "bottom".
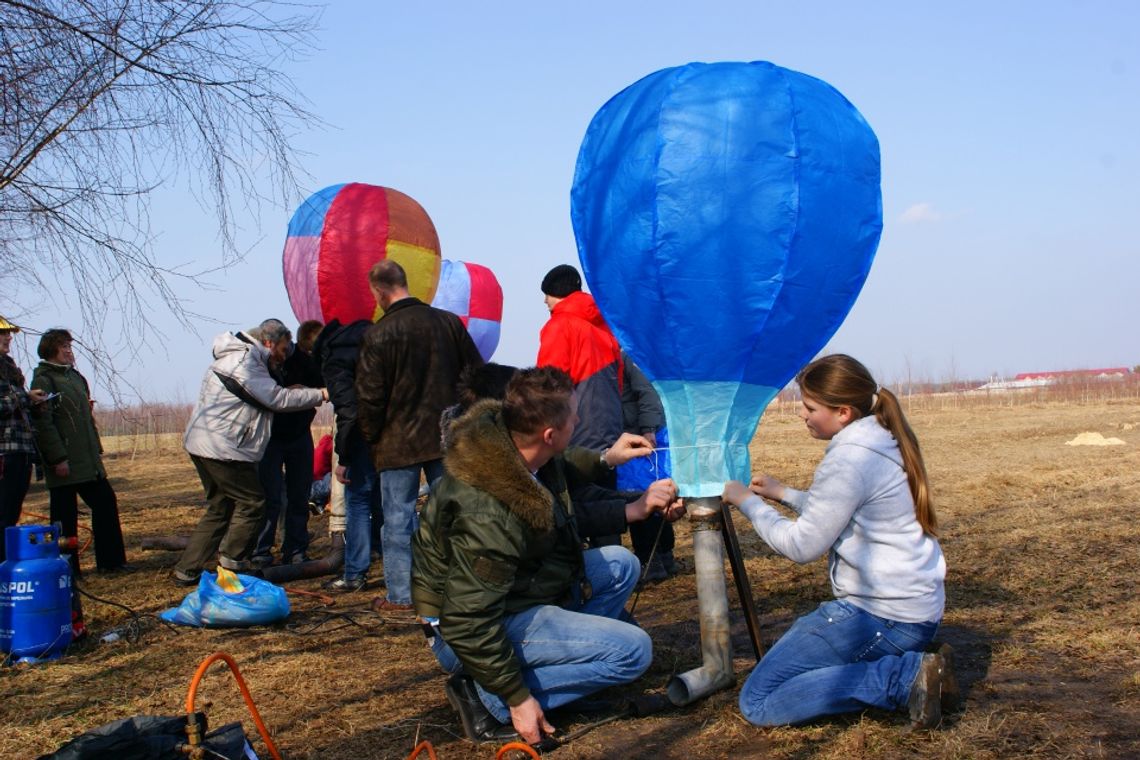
[{"left": 30, "top": 329, "right": 129, "bottom": 575}]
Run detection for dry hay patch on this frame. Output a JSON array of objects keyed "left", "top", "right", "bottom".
[{"left": 4, "top": 399, "right": 1140, "bottom": 758}]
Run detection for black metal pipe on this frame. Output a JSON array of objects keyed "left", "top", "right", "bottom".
[
  {"left": 141, "top": 536, "right": 189, "bottom": 551},
  {"left": 260, "top": 532, "right": 345, "bottom": 583}
]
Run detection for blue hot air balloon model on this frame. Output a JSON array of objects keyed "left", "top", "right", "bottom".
[{"left": 572, "top": 61, "right": 882, "bottom": 497}]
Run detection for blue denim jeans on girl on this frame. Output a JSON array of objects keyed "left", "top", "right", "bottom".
[{"left": 739, "top": 599, "right": 939, "bottom": 726}]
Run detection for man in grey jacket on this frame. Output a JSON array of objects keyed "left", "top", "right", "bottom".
[{"left": 174, "top": 324, "right": 327, "bottom": 585}]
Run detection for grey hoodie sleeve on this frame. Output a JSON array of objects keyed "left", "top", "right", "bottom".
[
  {"left": 738, "top": 448, "right": 867, "bottom": 564},
  {"left": 239, "top": 356, "right": 323, "bottom": 412}
]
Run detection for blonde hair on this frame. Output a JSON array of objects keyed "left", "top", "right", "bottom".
[{"left": 797, "top": 354, "right": 937, "bottom": 536}]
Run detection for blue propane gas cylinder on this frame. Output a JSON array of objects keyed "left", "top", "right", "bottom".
[{"left": 0, "top": 525, "right": 73, "bottom": 663}]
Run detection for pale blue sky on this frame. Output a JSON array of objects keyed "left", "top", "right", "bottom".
[{"left": 9, "top": 1, "right": 1139, "bottom": 401}]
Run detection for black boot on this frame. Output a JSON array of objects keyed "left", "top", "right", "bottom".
[{"left": 444, "top": 673, "right": 520, "bottom": 743}]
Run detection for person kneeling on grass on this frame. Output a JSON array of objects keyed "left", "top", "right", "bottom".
[
  {"left": 721, "top": 354, "right": 958, "bottom": 730},
  {"left": 412, "top": 367, "right": 681, "bottom": 745}
]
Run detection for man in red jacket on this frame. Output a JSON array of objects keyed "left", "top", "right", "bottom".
[{"left": 536, "top": 264, "right": 624, "bottom": 475}]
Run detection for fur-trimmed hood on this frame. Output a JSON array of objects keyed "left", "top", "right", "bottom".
[{"left": 444, "top": 399, "right": 560, "bottom": 533}]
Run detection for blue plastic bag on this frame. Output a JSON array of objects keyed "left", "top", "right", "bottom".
[
  {"left": 160, "top": 570, "right": 290, "bottom": 628},
  {"left": 617, "top": 427, "right": 672, "bottom": 491}
]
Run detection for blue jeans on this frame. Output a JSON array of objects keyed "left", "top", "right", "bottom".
[
  {"left": 255, "top": 435, "right": 314, "bottom": 559},
  {"left": 343, "top": 446, "right": 381, "bottom": 581},
  {"left": 309, "top": 473, "right": 331, "bottom": 508},
  {"left": 431, "top": 546, "right": 652, "bottom": 723},
  {"left": 378, "top": 460, "right": 443, "bottom": 604},
  {"left": 739, "top": 599, "right": 939, "bottom": 726}
]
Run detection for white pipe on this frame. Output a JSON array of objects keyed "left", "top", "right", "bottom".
[
  {"left": 327, "top": 420, "right": 347, "bottom": 534},
  {"left": 667, "top": 499, "right": 735, "bottom": 706}
]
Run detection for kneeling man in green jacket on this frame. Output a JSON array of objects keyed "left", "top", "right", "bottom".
[{"left": 412, "top": 366, "right": 681, "bottom": 745}]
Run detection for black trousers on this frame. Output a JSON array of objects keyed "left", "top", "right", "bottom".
[
  {"left": 629, "top": 513, "right": 676, "bottom": 563},
  {"left": 0, "top": 452, "right": 34, "bottom": 562},
  {"left": 49, "top": 476, "right": 127, "bottom": 576},
  {"left": 177, "top": 456, "right": 265, "bottom": 574}
]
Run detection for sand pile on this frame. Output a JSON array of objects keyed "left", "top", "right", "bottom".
[{"left": 1065, "top": 432, "right": 1126, "bottom": 446}]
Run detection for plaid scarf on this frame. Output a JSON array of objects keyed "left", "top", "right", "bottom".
[{"left": 1, "top": 354, "right": 36, "bottom": 454}]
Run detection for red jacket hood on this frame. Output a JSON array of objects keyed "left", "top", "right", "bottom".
[{"left": 551, "top": 291, "right": 610, "bottom": 330}]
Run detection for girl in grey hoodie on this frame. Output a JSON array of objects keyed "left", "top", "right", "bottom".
[{"left": 723, "top": 354, "right": 956, "bottom": 730}]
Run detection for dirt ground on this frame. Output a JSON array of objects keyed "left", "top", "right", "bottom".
[{"left": 3, "top": 397, "right": 1138, "bottom": 759}]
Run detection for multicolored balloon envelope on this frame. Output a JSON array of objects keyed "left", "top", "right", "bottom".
[
  {"left": 572, "top": 61, "right": 882, "bottom": 496},
  {"left": 430, "top": 260, "right": 504, "bottom": 361},
  {"left": 283, "top": 183, "right": 441, "bottom": 324}
]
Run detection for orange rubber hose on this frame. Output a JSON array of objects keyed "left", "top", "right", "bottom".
[
  {"left": 186, "top": 651, "right": 283, "bottom": 760},
  {"left": 496, "top": 741, "right": 542, "bottom": 759},
  {"left": 405, "top": 740, "right": 439, "bottom": 759}
]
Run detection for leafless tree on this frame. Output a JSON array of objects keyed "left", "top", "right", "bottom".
[{"left": 0, "top": 0, "right": 319, "bottom": 358}]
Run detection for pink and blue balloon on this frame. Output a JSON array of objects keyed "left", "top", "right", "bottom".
[
  {"left": 431, "top": 260, "right": 504, "bottom": 361},
  {"left": 283, "top": 183, "right": 441, "bottom": 325}
]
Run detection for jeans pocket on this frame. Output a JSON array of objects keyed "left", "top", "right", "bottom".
[
  {"left": 819, "top": 599, "right": 859, "bottom": 623},
  {"left": 855, "top": 631, "right": 907, "bottom": 660},
  {"left": 855, "top": 618, "right": 938, "bottom": 661},
  {"left": 883, "top": 619, "right": 939, "bottom": 652}
]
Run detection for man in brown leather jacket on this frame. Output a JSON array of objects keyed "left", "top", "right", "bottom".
[{"left": 356, "top": 259, "right": 483, "bottom": 612}]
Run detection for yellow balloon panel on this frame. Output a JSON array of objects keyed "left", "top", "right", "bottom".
[{"left": 371, "top": 241, "right": 443, "bottom": 318}]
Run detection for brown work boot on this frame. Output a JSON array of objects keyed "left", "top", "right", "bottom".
[
  {"left": 907, "top": 652, "right": 945, "bottom": 729},
  {"left": 936, "top": 643, "right": 961, "bottom": 713},
  {"left": 371, "top": 597, "right": 414, "bottom": 615}
]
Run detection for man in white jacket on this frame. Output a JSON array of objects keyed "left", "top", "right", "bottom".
[{"left": 174, "top": 325, "right": 327, "bottom": 585}]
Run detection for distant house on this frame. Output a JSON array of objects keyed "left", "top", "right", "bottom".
[
  {"left": 1013, "top": 368, "right": 1131, "bottom": 382},
  {"left": 973, "top": 367, "right": 1132, "bottom": 392}
]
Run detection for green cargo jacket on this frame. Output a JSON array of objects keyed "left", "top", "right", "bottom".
[
  {"left": 30, "top": 362, "right": 105, "bottom": 488},
  {"left": 411, "top": 399, "right": 613, "bottom": 708}
]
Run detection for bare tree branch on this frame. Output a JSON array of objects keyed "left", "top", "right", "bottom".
[{"left": 0, "top": 0, "right": 320, "bottom": 394}]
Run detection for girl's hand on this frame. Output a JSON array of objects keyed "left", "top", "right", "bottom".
[
  {"left": 750, "top": 474, "right": 786, "bottom": 502},
  {"left": 721, "top": 480, "right": 752, "bottom": 506}
]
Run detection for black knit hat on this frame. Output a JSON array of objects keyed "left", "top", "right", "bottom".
[{"left": 540, "top": 264, "right": 582, "bottom": 298}]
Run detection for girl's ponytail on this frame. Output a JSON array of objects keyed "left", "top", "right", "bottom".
[
  {"left": 873, "top": 387, "right": 936, "bottom": 535},
  {"left": 797, "top": 354, "right": 938, "bottom": 536}
]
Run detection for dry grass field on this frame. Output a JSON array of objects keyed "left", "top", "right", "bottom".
[{"left": 3, "top": 395, "right": 1138, "bottom": 759}]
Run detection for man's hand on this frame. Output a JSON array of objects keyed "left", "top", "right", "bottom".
[
  {"left": 626, "top": 478, "right": 683, "bottom": 523},
  {"left": 509, "top": 696, "right": 555, "bottom": 745},
  {"left": 604, "top": 432, "right": 654, "bottom": 467},
  {"left": 53, "top": 461, "right": 70, "bottom": 478},
  {"left": 334, "top": 464, "right": 349, "bottom": 485},
  {"left": 27, "top": 388, "right": 48, "bottom": 404}
]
